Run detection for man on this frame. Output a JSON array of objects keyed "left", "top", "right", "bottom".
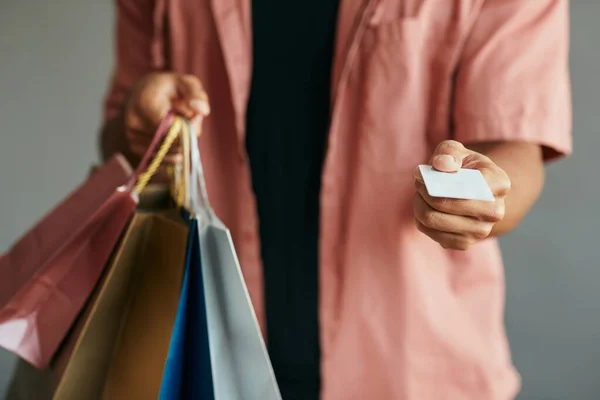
[{"left": 101, "top": 0, "right": 571, "bottom": 399}]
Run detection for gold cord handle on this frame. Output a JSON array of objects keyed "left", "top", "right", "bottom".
[
  {"left": 133, "top": 117, "right": 183, "bottom": 195},
  {"left": 180, "top": 119, "right": 191, "bottom": 208},
  {"left": 167, "top": 118, "right": 191, "bottom": 208}
]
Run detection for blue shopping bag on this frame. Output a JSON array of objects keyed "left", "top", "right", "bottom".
[
  {"left": 161, "top": 117, "right": 281, "bottom": 400},
  {"left": 158, "top": 210, "right": 214, "bottom": 400}
]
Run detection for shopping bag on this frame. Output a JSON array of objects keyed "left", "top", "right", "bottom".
[
  {"left": 0, "top": 153, "right": 132, "bottom": 290},
  {"left": 159, "top": 123, "right": 214, "bottom": 400},
  {"left": 186, "top": 118, "right": 282, "bottom": 400},
  {"left": 3, "top": 208, "right": 137, "bottom": 400},
  {"left": 5, "top": 206, "right": 152, "bottom": 400},
  {"left": 5, "top": 186, "right": 187, "bottom": 400},
  {"left": 98, "top": 211, "right": 187, "bottom": 400},
  {"left": 158, "top": 212, "right": 215, "bottom": 400},
  {"left": 53, "top": 211, "right": 158, "bottom": 400},
  {"left": 0, "top": 114, "right": 183, "bottom": 369}
]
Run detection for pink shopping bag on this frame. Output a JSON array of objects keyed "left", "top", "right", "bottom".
[{"left": 0, "top": 114, "right": 182, "bottom": 369}]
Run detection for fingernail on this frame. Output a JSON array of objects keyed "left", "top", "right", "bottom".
[{"left": 434, "top": 154, "right": 459, "bottom": 168}]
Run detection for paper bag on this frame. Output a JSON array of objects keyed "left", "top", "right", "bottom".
[
  {"left": 0, "top": 115, "right": 184, "bottom": 369},
  {"left": 158, "top": 115, "right": 214, "bottom": 400},
  {"left": 6, "top": 186, "right": 187, "bottom": 400},
  {"left": 158, "top": 212, "right": 214, "bottom": 400},
  {"left": 188, "top": 118, "right": 282, "bottom": 400},
  {"left": 0, "top": 155, "right": 132, "bottom": 368},
  {"left": 98, "top": 211, "right": 187, "bottom": 400},
  {"left": 5, "top": 212, "right": 151, "bottom": 400}
]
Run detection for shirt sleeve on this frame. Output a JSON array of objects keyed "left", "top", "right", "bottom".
[
  {"left": 453, "top": 0, "right": 572, "bottom": 161},
  {"left": 103, "top": 0, "right": 157, "bottom": 121}
]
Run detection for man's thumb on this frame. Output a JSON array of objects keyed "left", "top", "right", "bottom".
[{"left": 431, "top": 140, "right": 467, "bottom": 172}]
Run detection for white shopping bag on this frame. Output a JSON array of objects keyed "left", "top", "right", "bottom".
[{"left": 185, "top": 120, "right": 282, "bottom": 400}]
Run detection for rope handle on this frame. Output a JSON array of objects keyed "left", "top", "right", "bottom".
[
  {"left": 154, "top": 115, "right": 211, "bottom": 219},
  {"left": 123, "top": 112, "right": 183, "bottom": 195},
  {"left": 167, "top": 118, "right": 192, "bottom": 208},
  {"left": 133, "top": 118, "right": 182, "bottom": 194}
]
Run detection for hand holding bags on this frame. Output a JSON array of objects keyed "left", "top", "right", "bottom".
[
  {"left": 0, "top": 114, "right": 182, "bottom": 369},
  {"left": 5, "top": 113, "right": 282, "bottom": 399}
]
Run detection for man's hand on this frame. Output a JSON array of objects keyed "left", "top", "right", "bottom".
[
  {"left": 125, "top": 72, "right": 210, "bottom": 163},
  {"left": 413, "top": 140, "right": 512, "bottom": 251}
]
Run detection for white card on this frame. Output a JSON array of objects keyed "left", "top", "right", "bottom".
[{"left": 418, "top": 165, "right": 495, "bottom": 202}]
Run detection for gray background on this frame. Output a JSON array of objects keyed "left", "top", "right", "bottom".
[{"left": 0, "top": 1, "right": 597, "bottom": 399}]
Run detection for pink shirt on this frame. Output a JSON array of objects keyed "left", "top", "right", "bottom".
[{"left": 105, "top": 1, "right": 572, "bottom": 398}]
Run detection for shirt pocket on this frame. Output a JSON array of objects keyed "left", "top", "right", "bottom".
[{"left": 353, "top": 3, "right": 458, "bottom": 174}]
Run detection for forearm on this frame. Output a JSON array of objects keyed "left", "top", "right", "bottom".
[{"left": 467, "top": 141, "right": 545, "bottom": 237}]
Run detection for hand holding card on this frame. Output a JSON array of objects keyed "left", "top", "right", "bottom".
[{"left": 413, "top": 140, "right": 511, "bottom": 251}]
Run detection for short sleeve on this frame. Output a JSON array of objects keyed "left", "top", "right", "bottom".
[
  {"left": 453, "top": 0, "right": 572, "bottom": 161},
  {"left": 103, "top": 0, "right": 157, "bottom": 121}
]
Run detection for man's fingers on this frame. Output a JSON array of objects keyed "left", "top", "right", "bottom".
[
  {"left": 176, "top": 74, "right": 210, "bottom": 115},
  {"left": 125, "top": 73, "right": 210, "bottom": 165},
  {"left": 133, "top": 76, "right": 174, "bottom": 127},
  {"left": 176, "top": 74, "right": 204, "bottom": 98},
  {"left": 413, "top": 165, "right": 424, "bottom": 183},
  {"left": 478, "top": 165, "right": 511, "bottom": 197},
  {"left": 430, "top": 140, "right": 496, "bottom": 173},
  {"left": 190, "top": 95, "right": 210, "bottom": 116},
  {"left": 414, "top": 179, "right": 505, "bottom": 223},
  {"left": 126, "top": 108, "right": 159, "bottom": 135},
  {"left": 432, "top": 154, "right": 460, "bottom": 172},
  {"left": 413, "top": 193, "right": 494, "bottom": 237},
  {"left": 170, "top": 98, "right": 200, "bottom": 120},
  {"left": 431, "top": 140, "right": 468, "bottom": 172}
]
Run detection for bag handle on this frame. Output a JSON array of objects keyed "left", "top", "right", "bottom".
[
  {"left": 126, "top": 113, "right": 183, "bottom": 195},
  {"left": 179, "top": 120, "right": 192, "bottom": 208},
  {"left": 167, "top": 121, "right": 191, "bottom": 209},
  {"left": 180, "top": 117, "right": 215, "bottom": 223}
]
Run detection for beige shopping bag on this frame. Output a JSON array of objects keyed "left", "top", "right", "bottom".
[
  {"left": 98, "top": 212, "right": 186, "bottom": 399},
  {"left": 57, "top": 210, "right": 188, "bottom": 400}
]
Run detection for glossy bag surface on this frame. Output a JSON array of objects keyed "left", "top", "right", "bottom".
[{"left": 0, "top": 155, "right": 134, "bottom": 368}]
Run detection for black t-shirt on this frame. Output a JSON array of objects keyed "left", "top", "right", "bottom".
[{"left": 245, "top": 1, "right": 340, "bottom": 399}]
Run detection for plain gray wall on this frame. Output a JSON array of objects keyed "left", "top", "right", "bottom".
[{"left": 0, "top": 1, "right": 597, "bottom": 399}]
